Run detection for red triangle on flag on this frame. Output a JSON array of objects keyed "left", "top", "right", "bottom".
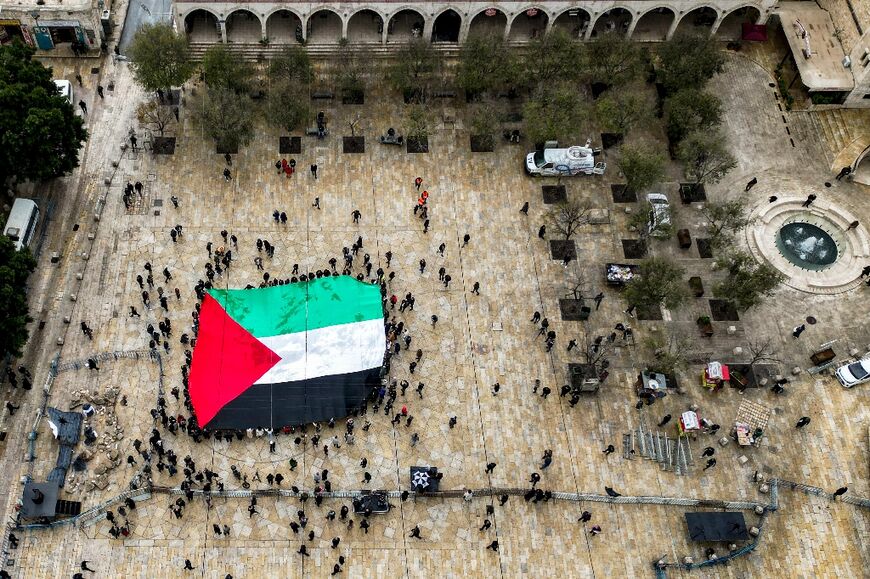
[{"left": 189, "top": 294, "right": 279, "bottom": 427}]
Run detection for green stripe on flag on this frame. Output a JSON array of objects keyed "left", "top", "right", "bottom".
[{"left": 209, "top": 276, "right": 382, "bottom": 338}]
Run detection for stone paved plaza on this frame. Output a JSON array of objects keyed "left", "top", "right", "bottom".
[{"left": 1, "top": 46, "right": 869, "bottom": 578}]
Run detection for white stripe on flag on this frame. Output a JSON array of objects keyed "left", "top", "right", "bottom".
[{"left": 254, "top": 318, "right": 384, "bottom": 384}]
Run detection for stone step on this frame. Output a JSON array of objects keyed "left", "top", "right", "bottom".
[{"left": 187, "top": 42, "right": 461, "bottom": 62}]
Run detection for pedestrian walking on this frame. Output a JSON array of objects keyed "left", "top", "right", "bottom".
[
  {"left": 567, "top": 339, "right": 577, "bottom": 351},
  {"left": 793, "top": 324, "right": 806, "bottom": 338},
  {"left": 437, "top": 243, "right": 445, "bottom": 256},
  {"left": 419, "top": 259, "right": 426, "bottom": 273},
  {"left": 602, "top": 445, "right": 615, "bottom": 455},
  {"left": 703, "top": 458, "right": 717, "bottom": 470},
  {"left": 796, "top": 416, "right": 811, "bottom": 428},
  {"left": 768, "top": 195, "right": 778, "bottom": 203},
  {"left": 224, "top": 153, "right": 232, "bottom": 166},
  {"left": 81, "top": 561, "right": 96, "bottom": 572},
  {"left": 480, "top": 519, "right": 491, "bottom": 531},
  {"left": 833, "top": 486, "right": 848, "bottom": 499},
  {"left": 78, "top": 100, "right": 88, "bottom": 114},
  {"left": 462, "top": 234, "right": 470, "bottom": 247},
  {"left": 658, "top": 414, "right": 672, "bottom": 427},
  {"left": 409, "top": 526, "right": 422, "bottom": 539},
  {"left": 538, "top": 225, "right": 546, "bottom": 239},
  {"left": 702, "top": 447, "right": 715, "bottom": 457},
  {"left": 745, "top": 177, "right": 757, "bottom": 191},
  {"left": 579, "top": 511, "right": 592, "bottom": 523},
  {"left": 471, "top": 281, "right": 480, "bottom": 295},
  {"left": 352, "top": 209, "right": 361, "bottom": 223},
  {"left": 520, "top": 201, "right": 529, "bottom": 214},
  {"left": 184, "top": 560, "right": 194, "bottom": 570},
  {"left": 170, "top": 196, "right": 179, "bottom": 208},
  {"left": 801, "top": 194, "right": 817, "bottom": 208},
  {"left": 625, "top": 304, "right": 636, "bottom": 318},
  {"left": 847, "top": 220, "right": 859, "bottom": 231},
  {"left": 589, "top": 525, "right": 602, "bottom": 535},
  {"left": 223, "top": 168, "right": 232, "bottom": 181},
  {"left": 836, "top": 166, "right": 852, "bottom": 180},
  {"left": 310, "top": 164, "right": 318, "bottom": 179},
  {"left": 593, "top": 292, "right": 604, "bottom": 309}
]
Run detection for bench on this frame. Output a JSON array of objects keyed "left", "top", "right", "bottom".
[
  {"left": 311, "top": 91, "right": 334, "bottom": 100},
  {"left": 305, "top": 127, "right": 329, "bottom": 137},
  {"left": 678, "top": 228, "right": 692, "bottom": 249},
  {"left": 432, "top": 90, "right": 456, "bottom": 98}
]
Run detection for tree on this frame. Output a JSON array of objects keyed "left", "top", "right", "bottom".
[
  {"left": 336, "top": 38, "right": 366, "bottom": 98},
  {"left": 584, "top": 34, "right": 645, "bottom": 88},
  {"left": 701, "top": 197, "right": 754, "bottom": 249},
  {"left": 746, "top": 337, "right": 781, "bottom": 370},
  {"left": 0, "top": 235, "right": 37, "bottom": 359},
  {"left": 264, "top": 80, "right": 310, "bottom": 133},
  {"left": 193, "top": 86, "right": 255, "bottom": 152},
  {"left": 628, "top": 200, "right": 673, "bottom": 239},
  {"left": 201, "top": 44, "right": 253, "bottom": 93},
  {"left": 387, "top": 38, "right": 439, "bottom": 100},
  {"left": 623, "top": 257, "right": 688, "bottom": 311},
  {"left": 136, "top": 99, "right": 175, "bottom": 136},
  {"left": 547, "top": 200, "right": 592, "bottom": 240},
  {"left": 713, "top": 250, "right": 784, "bottom": 311},
  {"left": 457, "top": 32, "right": 516, "bottom": 98},
  {"left": 469, "top": 99, "right": 501, "bottom": 148},
  {"left": 404, "top": 104, "right": 432, "bottom": 139},
  {"left": 269, "top": 45, "right": 314, "bottom": 85},
  {"left": 617, "top": 144, "right": 665, "bottom": 194},
  {"left": 523, "top": 27, "right": 583, "bottom": 88},
  {"left": 523, "top": 81, "right": 586, "bottom": 144},
  {"left": 677, "top": 130, "right": 737, "bottom": 185},
  {"left": 565, "top": 269, "right": 591, "bottom": 301},
  {"left": 595, "top": 83, "right": 652, "bottom": 136},
  {"left": 664, "top": 88, "right": 723, "bottom": 146},
  {"left": 128, "top": 23, "right": 194, "bottom": 94},
  {"left": 0, "top": 42, "right": 88, "bottom": 193},
  {"left": 644, "top": 331, "right": 692, "bottom": 376},
  {"left": 656, "top": 33, "right": 725, "bottom": 94}
]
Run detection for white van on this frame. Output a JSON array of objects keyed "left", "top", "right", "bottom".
[
  {"left": 53, "top": 79, "right": 73, "bottom": 104},
  {"left": 4, "top": 198, "right": 40, "bottom": 252},
  {"left": 526, "top": 145, "right": 606, "bottom": 177},
  {"left": 646, "top": 193, "right": 672, "bottom": 237}
]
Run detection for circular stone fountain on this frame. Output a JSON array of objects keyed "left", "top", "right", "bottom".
[{"left": 747, "top": 199, "right": 870, "bottom": 294}]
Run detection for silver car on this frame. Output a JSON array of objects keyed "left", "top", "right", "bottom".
[{"left": 835, "top": 358, "right": 870, "bottom": 388}]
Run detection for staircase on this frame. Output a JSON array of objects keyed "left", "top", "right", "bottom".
[
  {"left": 188, "top": 42, "right": 461, "bottom": 62},
  {"left": 813, "top": 109, "right": 854, "bottom": 160},
  {"left": 622, "top": 415, "right": 694, "bottom": 476}
]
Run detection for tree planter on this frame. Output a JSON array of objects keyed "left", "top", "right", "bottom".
[
  {"left": 688, "top": 276, "right": 704, "bottom": 297},
  {"left": 591, "top": 82, "right": 610, "bottom": 99},
  {"left": 559, "top": 299, "right": 590, "bottom": 321},
  {"left": 216, "top": 143, "right": 239, "bottom": 155},
  {"left": 697, "top": 238, "right": 714, "bottom": 259},
  {"left": 697, "top": 316, "right": 714, "bottom": 337},
  {"left": 678, "top": 183, "right": 706, "bottom": 203},
  {"left": 342, "top": 89, "right": 364, "bottom": 105},
  {"left": 611, "top": 184, "right": 636, "bottom": 203},
  {"left": 542, "top": 185, "right": 566, "bottom": 204},
  {"left": 343, "top": 136, "right": 365, "bottom": 154},
  {"left": 621, "top": 239, "right": 647, "bottom": 259},
  {"left": 637, "top": 302, "right": 663, "bottom": 321},
  {"left": 152, "top": 137, "right": 176, "bottom": 155},
  {"left": 406, "top": 137, "right": 428, "bottom": 153},
  {"left": 470, "top": 135, "right": 494, "bottom": 153},
  {"left": 549, "top": 240, "right": 576, "bottom": 261},
  {"left": 601, "top": 133, "right": 623, "bottom": 150},
  {"left": 709, "top": 299, "right": 739, "bottom": 321},
  {"left": 403, "top": 88, "right": 426, "bottom": 104},
  {"left": 279, "top": 136, "right": 301, "bottom": 155}
]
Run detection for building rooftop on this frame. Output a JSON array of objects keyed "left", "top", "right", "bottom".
[
  {"left": 777, "top": 2, "right": 854, "bottom": 91},
  {"left": 0, "top": 0, "right": 95, "bottom": 16}
]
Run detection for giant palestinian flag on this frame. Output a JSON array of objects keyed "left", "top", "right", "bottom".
[{"left": 189, "top": 276, "right": 384, "bottom": 430}]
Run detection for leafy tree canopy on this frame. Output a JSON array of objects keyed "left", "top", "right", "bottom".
[
  {"left": 677, "top": 130, "right": 737, "bottom": 185},
  {"left": 595, "top": 83, "right": 652, "bottom": 136},
  {"left": 714, "top": 250, "right": 784, "bottom": 311},
  {"left": 264, "top": 80, "right": 310, "bottom": 133},
  {"left": 584, "top": 34, "right": 646, "bottom": 88},
  {"left": 201, "top": 44, "right": 254, "bottom": 93},
  {"left": 457, "top": 33, "right": 516, "bottom": 98},
  {"left": 617, "top": 144, "right": 665, "bottom": 194},
  {"left": 387, "top": 38, "right": 440, "bottom": 98},
  {"left": 664, "top": 88, "right": 723, "bottom": 145},
  {"left": 522, "top": 81, "right": 586, "bottom": 144},
  {"left": 193, "top": 86, "right": 255, "bottom": 152},
  {"left": 656, "top": 33, "right": 725, "bottom": 94},
  {"left": 0, "top": 235, "right": 37, "bottom": 359},
  {"left": 624, "top": 257, "right": 689, "bottom": 311},
  {"left": 269, "top": 45, "right": 314, "bottom": 85},
  {"left": 523, "top": 28, "right": 583, "bottom": 88},
  {"left": 128, "top": 23, "right": 194, "bottom": 93},
  {"left": 0, "top": 42, "right": 88, "bottom": 192}
]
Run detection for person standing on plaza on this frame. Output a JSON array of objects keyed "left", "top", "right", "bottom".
[{"left": 415, "top": 177, "right": 423, "bottom": 190}]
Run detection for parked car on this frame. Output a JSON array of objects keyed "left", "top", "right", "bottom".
[
  {"left": 54, "top": 79, "right": 73, "bottom": 104},
  {"left": 835, "top": 358, "right": 870, "bottom": 388},
  {"left": 525, "top": 145, "right": 605, "bottom": 177},
  {"left": 646, "top": 193, "right": 672, "bottom": 237}
]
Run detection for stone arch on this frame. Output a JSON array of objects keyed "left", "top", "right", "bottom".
[
  {"left": 347, "top": 8, "right": 384, "bottom": 43},
  {"left": 183, "top": 9, "right": 220, "bottom": 42},
  {"left": 715, "top": 5, "right": 762, "bottom": 39},
  {"left": 306, "top": 8, "right": 343, "bottom": 44},
  {"left": 674, "top": 6, "right": 719, "bottom": 37},
  {"left": 225, "top": 9, "right": 262, "bottom": 43},
  {"left": 552, "top": 8, "right": 591, "bottom": 39},
  {"left": 591, "top": 7, "right": 633, "bottom": 38},
  {"left": 265, "top": 9, "right": 303, "bottom": 44},
  {"left": 386, "top": 8, "right": 425, "bottom": 42},
  {"left": 469, "top": 8, "right": 508, "bottom": 38},
  {"left": 632, "top": 6, "right": 677, "bottom": 41},
  {"left": 508, "top": 6, "right": 550, "bottom": 41},
  {"left": 431, "top": 8, "right": 462, "bottom": 43}
]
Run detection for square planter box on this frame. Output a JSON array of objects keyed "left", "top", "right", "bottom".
[
  {"left": 279, "top": 136, "right": 301, "bottom": 155},
  {"left": 688, "top": 276, "right": 704, "bottom": 297},
  {"left": 622, "top": 239, "right": 647, "bottom": 259},
  {"left": 406, "top": 137, "right": 429, "bottom": 153},
  {"left": 216, "top": 143, "right": 239, "bottom": 155},
  {"left": 343, "top": 136, "right": 365, "bottom": 154},
  {"left": 470, "top": 135, "right": 494, "bottom": 152},
  {"left": 611, "top": 184, "right": 637, "bottom": 203},
  {"left": 709, "top": 299, "right": 739, "bottom": 321},
  {"left": 152, "top": 136, "right": 176, "bottom": 155},
  {"left": 601, "top": 133, "right": 623, "bottom": 150},
  {"left": 679, "top": 183, "right": 707, "bottom": 203},
  {"left": 637, "top": 302, "right": 663, "bottom": 321},
  {"left": 342, "top": 89, "right": 365, "bottom": 105},
  {"left": 550, "top": 239, "right": 576, "bottom": 261},
  {"left": 559, "top": 299, "right": 591, "bottom": 321},
  {"left": 542, "top": 185, "right": 567, "bottom": 204},
  {"left": 697, "top": 238, "right": 714, "bottom": 259}
]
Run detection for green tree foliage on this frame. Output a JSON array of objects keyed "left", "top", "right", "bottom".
[
  {"left": 264, "top": 81, "right": 310, "bottom": 133},
  {"left": 404, "top": 104, "right": 433, "bottom": 139},
  {"left": 128, "top": 23, "right": 194, "bottom": 93},
  {"left": 677, "top": 130, "right": 737, "bottom": 185},
  {"left": 201, "top": 44, "right": 253, "bottom": 93},
  {"left": 523, "top": 27, "right": 583, "bottom": 88},
  {"left": 387, "top": 38, "right": 439, "bottom": 99},
  {"left": 468, "top": 99, "right": 501, "bottom": 148},
  {"left": 0, "top": 235, "right": 37, "bottom": 359},
  {"left": 617, "top": 144, "right": 665, "bottom": 193},
  {"left": 701, "top": 197, "right": 755, "bottom": 251},
  {"left": 336, "top": 38, "right": 366, "bottom": 96},
  {"left": 664, "top": 88, "right": 723, "bottom": 145},
  {"left": 193, "top": 86, "right": 255, "bottom": 152},
  {"left": 595, "top": 83, "right": 652, "bottom": 136},
  {"left": 713, "top": 250, "right": 784, "bottom": 311},
  {"left": 656, "top": 33, "right": 725, "bottom": 94},
  {"left": 0, "top": 42, "right": 88, "bottom": 192},
  {"left": 522, "top": 81, "right": 586, "bottom": 144},
  {"left": 584, "top": 34, "right": 645, "bottom": 88},
  {"left": 624, "top": 257, "right": 689, "bottom": 311},
  {"left": 457, "top": 33, "right": 515, "bottom": 98},
  {"left": 269, "top": 45, "right": 314, "bottom": 85}
]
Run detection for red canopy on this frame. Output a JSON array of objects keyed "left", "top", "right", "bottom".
[{"left": 742, "top": 23, "right": 768, "bottom": 42}]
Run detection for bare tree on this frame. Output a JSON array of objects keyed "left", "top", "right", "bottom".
[
  {"left": 347, "top": 112, "right": 363, "bottom": 137},
  {"left": 547, "top": 199, "right": 593, "bottom": 240},
  {"left": 565, "top": 269, "right": 591, "bottom": 301},
  {"left": 746, "top": 337, "right": 781, "bottom": 369},
  {"left": 644, "top": 332, "right": 692, "bottom": 376},
  {"left": 136, "top": 99, "right": 175, "bottom": 136}
]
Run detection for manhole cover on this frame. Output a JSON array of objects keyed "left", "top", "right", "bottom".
[{"left": 806, "top": 316, "right": 817, "bottom": 324}]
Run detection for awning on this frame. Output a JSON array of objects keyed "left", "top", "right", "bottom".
[
  {"left": 741, "top": 23, "right": 767, "bottom": 42},
  {"left": 775, "top": 3, "right": 854, "bottom": 91}
]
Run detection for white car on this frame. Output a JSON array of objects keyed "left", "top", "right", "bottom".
[
  {"left": 525, "top": 145, "right": 606, "bottom": 177},
  {"left": 53, "top": 79, "right": 73, "bottom": 104},
  {"left": 646, "top": 193, "right": 672, "bottom": 237},
  {"left": 835, "top": 358, "right": 870, "bottom": 388}
]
